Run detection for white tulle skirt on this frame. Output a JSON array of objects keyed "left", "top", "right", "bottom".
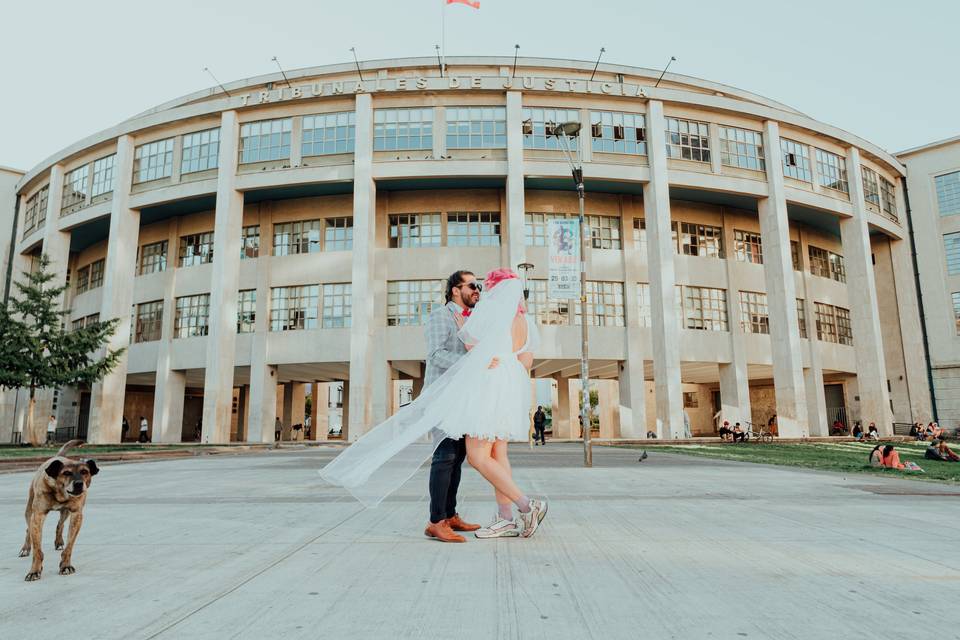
[{"left": 438, "top": 354, "right": 531, "bottom": 442}]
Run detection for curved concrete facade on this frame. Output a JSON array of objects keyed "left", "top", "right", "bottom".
[{"left": 5, "top": 56, "right": 931, "bottom": 444}]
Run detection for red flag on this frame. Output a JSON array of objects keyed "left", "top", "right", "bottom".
[{"left": 447, "top": 0, "right": 480, "bottom": 8}]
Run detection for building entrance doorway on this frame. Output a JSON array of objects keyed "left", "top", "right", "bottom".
[
  {"left": 825, "top": 384, "right": 847, "bottom": 428},
  {"left": 77, "top": 392, "right": 91, "bottom": 441}
]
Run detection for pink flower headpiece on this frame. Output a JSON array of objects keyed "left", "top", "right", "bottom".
[{"left": 483, "top": 268, "right": 525, "bottom": 315}]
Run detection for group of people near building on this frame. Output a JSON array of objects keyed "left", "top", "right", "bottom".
[{"left": 910, "top": 422, "right": 948, "bottom": 441}]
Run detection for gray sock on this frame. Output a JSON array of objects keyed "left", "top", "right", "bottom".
[
  {"left": 498, "top": 502, "right": 513, "bottom": 520},
  {"left": 515, "top": 495, "right": 531, "bottom": 513}
]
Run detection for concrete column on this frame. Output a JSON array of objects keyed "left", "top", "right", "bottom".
[
  {"left": 841, "top": 147, "right": 893, "bottom": 433},
  {"left": 888, "top": 235, "right": 932, "bottom": 421},
  {"left": 598, "top": 380, "right": 619, "bottom": 438},
  {"left": 643, "top": 100, "right": 684, "bottom": 438},
  {"left": 281, "top": 382, "right": 294, "bottom": 440},
  {"left": 505, "top": 90, "right": 526, "bottom": 270},
  {"left": 798, "top": 234, "right": 829, "bottom": 435},
  {"left": 758, "top": 121, "right": 808, "bottom": 437},
  {"left": 88, "top": 135, "right": 138, "bottom": 444},
  {"left": 313, "top": 382, "right": 328, "bottom": 440},
  {"left": 619, "top": 196, "right": 647, "bottom": 438},
  {"left": 341, "top": 381, "right": 350, "bottom": 441},
  {"left": 553, "top": 376, "right": 572, "bottom": 438},
  {"left": 348, "top": 93, "right": 388, "bottom": 439},
  {"left": 40, "top": 164, "right": 68, "bottom": 298},
  {"left": 152, "top": 217, "right": 183, "bottom": 443},
  {"left": 433, "top": 106, "right": 446, "bottom": 159},
  {"left": 246, "top": 335, "right": 276, "bottom": 442},
  {"left": 201, "top": 110, "right": 243, "bottom": 444},
  {"left": 720, "top": 223, "right": 752, "bottom": 427}
]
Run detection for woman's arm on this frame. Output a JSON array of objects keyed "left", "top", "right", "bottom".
[{"left": 517, "top": 351, "right": 533, "bottom": 370}]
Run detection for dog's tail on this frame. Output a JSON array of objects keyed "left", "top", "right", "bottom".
[{"left": 55, "top": 439, "right": 85, "bottom": 457}]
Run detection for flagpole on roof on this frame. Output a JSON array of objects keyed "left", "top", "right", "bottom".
[{"left": 441, "top": 0, "right": 446, "bottom": 77}]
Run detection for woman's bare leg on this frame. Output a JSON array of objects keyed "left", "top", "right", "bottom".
[
  {"left": 491, "top": 439, "right": 514, "bottom": 517},
  {"left": 466, "top": 437, "right": 524, "bottom": 503}
]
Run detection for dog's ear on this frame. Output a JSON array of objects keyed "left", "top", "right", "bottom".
[
  {"left": 45, "top": 460, "right": 64, "bottom": 478},
  {"left": 85, "top": 460, "right": 99, "bottom": 476}
]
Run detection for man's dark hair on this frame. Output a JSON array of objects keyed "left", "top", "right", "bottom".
[{"left": 445, "top": 270, "right": 474, "bottom": 303}]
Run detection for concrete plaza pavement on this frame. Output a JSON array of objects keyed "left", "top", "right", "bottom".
[{"left": 1, "top": 443, "right": 958, "bottom": 639}]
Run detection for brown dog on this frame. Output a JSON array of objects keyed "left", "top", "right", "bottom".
[{"left": 19, "top": 439, "right": 99, "bottom": 581}]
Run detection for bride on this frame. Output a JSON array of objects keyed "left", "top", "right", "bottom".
[{"left": 320, "top": 268, "right": 547, "bottom": 538}]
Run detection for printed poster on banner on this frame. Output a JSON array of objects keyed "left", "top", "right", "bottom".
[{"left": 547, "top": 219, "right": 580, "bottom": 299}]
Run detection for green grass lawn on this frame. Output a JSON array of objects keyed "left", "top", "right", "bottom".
[
  {"left": 0, "top": 444, "right": 206, "bottom": 459},
  {"left": 624, "top": 441, "right": 960, "bottom": 484}
]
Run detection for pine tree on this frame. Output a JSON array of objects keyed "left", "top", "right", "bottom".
[{"left": 0, "top": 254, "right": 124, "bottom": 445}]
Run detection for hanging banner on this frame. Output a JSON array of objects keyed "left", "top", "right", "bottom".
[{"left": 547, "top": 219, "right": 580, "bottom": 299}]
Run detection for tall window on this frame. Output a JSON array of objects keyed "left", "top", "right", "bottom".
[
  {"left": 526, "top": 280, "right": 570, "bottom": 325},
  {"left": 797, "top": 299, "right": 808, "bottom": 338},
  {"left": 181, "top": 128, "right": 220, "bottom": 174},
  {"left": 75, "top": 265, "right": 90, "bottom": 294},
  {"left": 174, "top": 294, "right": 210, "bottom": 338},
  {"left": 665, "top": 117, "right": 710, "bottom": 162},
  {"left": 239, "top": 118, "right": 291, "bottom": 163},
  {"left": 445, "top": 106, "right": 507, "bottom": 149},
  {"left": 389, "top": 214, "right": 441, "bottom": 248},
  {"left": 138, "top": 241, "right": 167, "bottom": 275},
  {"left": 861, "top": 166, "right": 881, "bottom": 207},
  {"left": 522, "top": 107, "right": 579, "bottom": 150},
  {"left": 237, "top": 290, "right": 256, "bottom": 333},
  {"left": 828, "top": 252, "right": 846, "bottom": 283},
  {"left": 590, "top": 111, "right": 645, "bottom": 155},
  {"left": 781, "top": 139, "right": 812, "bottom": 182},
  {"left": 62, "top": 165, "right": 89, "bottom": 212},
  {"left": 91, "top": 154, "right": 116, "bottom": 198},
  {"left": 733, "top": 230, "right": 763, "bottom": 264},
  {"left": 637, "top": 283, "right": 651, "bottom": 327},
  {"left": 134, "top": 301, "right": 164, "bottom": 343},
  {"left": 23, "top": 186, "right": 48, "bottom": 236},
  {"left": 89, "top": 259, "right": 105, "bottom": 289},
  {"left": 791, "top": 240, "right": 801, "bottom": 271},
  {"left": 575, "top": 281, "right": 625, "bottom": 327},
  {"left": 718, "top": 126, "right": 764, "bottom": 171},
  {"left": 679, "top": 222, "right": 723, "bottom": 258},
  {"left": 681, "top": 286, "right": 728, "bottom": 331},
  {"left": 936, "top": 171, "right": 960, "bottom": 217},
  {"left": 808, "top": 245, "right": 831, "bottom": 278},
  {"left": 633, "top": 219, "right": 647, "bottom": 256},
  {"left": 945, "top": 232, "right": 960, "bottom": 275},
  {"left": 815, "top": 148, "right": 849, "bottom": 193},
  {"left": 179, "top": 232, "right": 214, "bottom": 267},
  {"left": 739, "top": 291, "right": 769, "bottom": 334},
  {"left": 386, "top": 280, "right": 442, "bottom": 326},
  {"left": 273, "top": 220, "right": 321, "bottom": 256},
  {"left": 880, "top": 176, "right": 897, "bottom": 221},
  {"left": 447, "top": 212, "right": 500, "bottom": 247},
  {"left": 835, "top": 306, "right": 853, "bottom": 346},
  {"left": 241, "top": 225, "right": 260, "bottom": 259},
  {"left": 374, "top": 108, "right": 433, "bottom": 151},
  {"left": 952, "top": 292, "right": 960, "bottom": 335},
  {"left": 270, "top": 285, "right": 319, "bottom": 331},
  {"left": 133, "top": 138, "right": 174, "bottom": 183},
  {"left": 586, "top": 215, "right": 622, "bottom": 249},
  {"left": 302, "top": 112, "right": 355, "bottom": 156},
  {"left": 322, "top": 283, "right": 352, "bottom": 328},
  {"left": 324, "top": 217, "right": 353, "bottom": 251},
  {"left": 815, "top": 302, "right": 837, "bottom": 343}
]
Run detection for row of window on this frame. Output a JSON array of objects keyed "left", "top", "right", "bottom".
[{"left": 121, "top": 278, "right": 855, "bottom": 345}]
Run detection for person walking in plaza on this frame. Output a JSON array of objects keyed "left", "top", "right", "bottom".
[
  {"left": 138, "top": 416, "right": 149, "bottom": 443},
  {"left": 45, "top": 415, "right": 57, "bottom": 445},
  {"left": 320, "top": 269, "right": 547, "bottom": 541},
  {"left": 533, "top": 406, "right": 547, "bottom": 446}
]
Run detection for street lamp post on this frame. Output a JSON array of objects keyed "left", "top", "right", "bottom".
[{"left": 552, "top": 121, "right": 592, "bottom": 468}]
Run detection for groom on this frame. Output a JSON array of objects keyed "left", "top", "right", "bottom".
[{"left": 423, "top": 270, "right": 483, "bottom": 543}]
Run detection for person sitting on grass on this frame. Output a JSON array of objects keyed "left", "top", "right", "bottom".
[
  {"left": 880, "top": 444, "right": 923, "bottom": 472},
  {"left": 910, "top": 422, "right": 922, "bottom": 440},
  {"left": 732, "top": 423, "right": 746, "bottom": 443},
  {"left": 852, "top": 423, "right": 864, "bottom": 441},
  {"left": 931, "top": 422, "right": 945, "bottom": 439},
  {"left": 866, "top": 423, "right": 879, "bottom": 441},
  {"left": 869, "top": 445, "right": 884, "bottom": 467},
  {"left": 925, "top": 439, "right": 960, "bottom": 462},
  {"left": 831, "top": 419, "right": 846, "bottom": 436},
  {"left": 718, "top": 420, "right": 733, "bottom": 441}
]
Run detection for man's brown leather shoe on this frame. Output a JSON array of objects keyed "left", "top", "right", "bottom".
[
  {"left": 424, "top": 521, "right": 466, "bottom": 543},
  {"left": 445, "top": 514, "right": 481, "bottom": 532}
]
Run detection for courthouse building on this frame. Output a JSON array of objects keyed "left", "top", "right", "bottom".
[{"left": 0, "top": 56, "right": 933, "bottom": 444}]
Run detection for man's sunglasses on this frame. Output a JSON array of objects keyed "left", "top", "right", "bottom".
[{"left": 459, "top": 282, "right": 482, "bottom": 292}]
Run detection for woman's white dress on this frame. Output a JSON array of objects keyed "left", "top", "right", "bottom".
[{"left": 319, "top": 278, "right": 537, "bottom": 506}]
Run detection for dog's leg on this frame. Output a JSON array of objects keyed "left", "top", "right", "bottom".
[
  {"left": 25, "top": 511, "right": 47, "bottom": 581},
  {"left": 55, "top": 510, "right": 69, "bottom": 551},
  {"left": 59, "top": 511, "right": 83, "bottom": 576},
  {"left": 19, "top": 488, "right": 34, "bottom": 558}
]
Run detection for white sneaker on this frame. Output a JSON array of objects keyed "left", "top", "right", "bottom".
[
  {"left": 519, "top": 498, "right": 548, "bottom": 538},
  {"left": 474, "top": 514, "right": 520, "bottom": 539}
]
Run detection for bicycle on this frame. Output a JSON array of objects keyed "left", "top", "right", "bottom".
[{"left": 743, "top": 421, "right": 774, "bottom": 444}]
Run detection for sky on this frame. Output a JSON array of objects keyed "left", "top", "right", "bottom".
[{"left": 1, "top": 0, "right": 957, "bottom": 171}]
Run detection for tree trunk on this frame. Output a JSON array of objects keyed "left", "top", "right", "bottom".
[{"left": 26, "top": 389, "right": 40, "bottom": 446}]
